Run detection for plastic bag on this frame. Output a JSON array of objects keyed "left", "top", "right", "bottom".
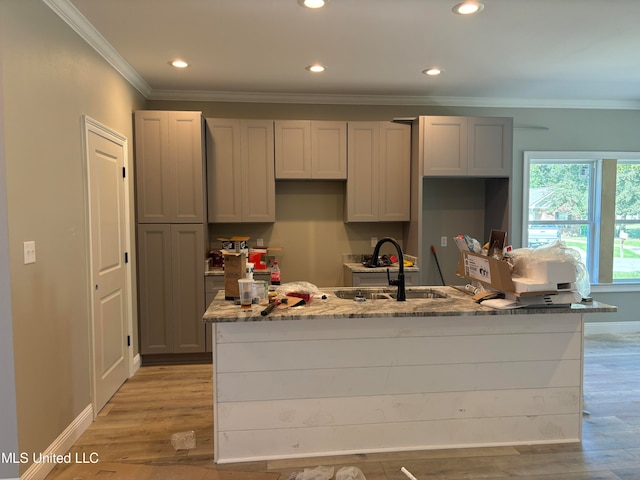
[
  {"left": 508, "top": 240, "right": 590, "bottom": 297},
  {"left": 336, "top": 467, "right": 367, "bottom": 480},
  {"left": 275, "top": 281, "right": 323, "bottom": 304},
  {"left": 292, "top": 466, "right": 335, "bottom": 480}
]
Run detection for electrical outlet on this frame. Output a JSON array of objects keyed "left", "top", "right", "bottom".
[
  {"left": 440, "top": 236, "right": 448, "bottom": 247},
  {"left": 256, "top": 238, "right": 264, "bottom": 247},
  {"left": 371, "top": 237, "right": 378, "bottom": 248},
  {"left": 24, "top": 241, "right": 36, "bottom": 264}
]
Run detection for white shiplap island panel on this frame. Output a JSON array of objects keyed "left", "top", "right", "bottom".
[{"left": 210, "top": 311, "right": 586, "bottom": 463}]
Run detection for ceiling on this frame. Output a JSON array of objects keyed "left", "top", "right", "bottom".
[{"left": 47, "top": 0, "right": 640, "bottom": 108}]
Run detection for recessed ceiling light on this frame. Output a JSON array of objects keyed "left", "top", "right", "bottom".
[
  {"left": 452, "top": 1, "right": 484, "bottom": 15},
  {"left": 423, "top": 67, "right": 443, "bottom": 76},
  {"left": 298, "top": 0, "right": 329, "bottom": 9},
  {"left": 306, "top": 64, "right": 326, "bottom": 73},
  {"left": 169, "top": 59, "right": 189, "bottom": 68}
]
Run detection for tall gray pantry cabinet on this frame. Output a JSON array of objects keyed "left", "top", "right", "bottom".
[{"left": 135, "top": 111, "right": 208, "bottom": 357}]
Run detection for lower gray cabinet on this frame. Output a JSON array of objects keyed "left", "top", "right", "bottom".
[{"left": 138, "top": 224, "right": 205, "bottom": 354}]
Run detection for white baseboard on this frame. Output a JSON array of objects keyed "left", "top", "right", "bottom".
[
  {"left": 131, "top": 353, "right": 141, "bottom": 376},
  {"left": 20, "top": 404, "right": 93, "bottom": 480},
  {"left": 585, "top": 321, "right": 640, "bottom": 335}
]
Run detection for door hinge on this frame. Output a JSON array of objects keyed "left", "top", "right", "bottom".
[
  {"left": 124, "top": 252, "right": 129, "bottom": 263},
  {"left": 122, "top": 167, "right": 126, "bottom": 178},
  {"left": 127, "top": 335, "right": 131, "bottom": 347}
]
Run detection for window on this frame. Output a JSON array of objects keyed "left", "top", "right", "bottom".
[{"left": 523, "top": 152, "right": 640, "bottom": 285}]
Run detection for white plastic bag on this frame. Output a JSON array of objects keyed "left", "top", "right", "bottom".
[
  {"left": 508, "top": 240, "right": 590, "bottom": 298},
  {"left": 295, "top": 466, "right": 335, "bottom": 480},
  {"left": 336, "top": 467, "right": 366, "bottom": 480}
]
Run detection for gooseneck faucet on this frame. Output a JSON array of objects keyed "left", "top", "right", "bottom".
[{"left": 371, "top": 237, "right": 406, "bottom": 301}]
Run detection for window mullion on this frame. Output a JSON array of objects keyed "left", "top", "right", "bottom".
[{"left": 596, "top": 159, "right": 617, "bottom": 283}]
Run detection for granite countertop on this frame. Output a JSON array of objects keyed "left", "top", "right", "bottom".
[
  {"left": 343, "top": 253, "right": 420, "bottom": 273},
  {"left": 203, "top": 285, "right": 616, "bottom": 323},
  {"left": 205, "top": 268, "right": 272, "bottom": 277}
]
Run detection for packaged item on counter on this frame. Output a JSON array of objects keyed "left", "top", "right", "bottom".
[
  {"left": 222, "top": 252, "right": 246, "bottom": 299},
  {"left": 270, "top": 261, "right": 281, "bottom": 285}
]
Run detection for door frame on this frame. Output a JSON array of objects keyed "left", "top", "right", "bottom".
[{"left": 82, "top": 115, "right": 135, "bottom": 417}]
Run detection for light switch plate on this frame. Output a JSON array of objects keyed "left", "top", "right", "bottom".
[{"left": 24, "top": 241, "right": 36, "bottom": 264}]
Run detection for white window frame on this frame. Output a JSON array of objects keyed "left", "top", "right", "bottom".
[{"left": 523, "top": 151, "right": 640, "bottom": 292}]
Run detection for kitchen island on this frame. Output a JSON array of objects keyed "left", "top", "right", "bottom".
[{"left": 203, "top": 286, "right": 615, "bottom": 464}]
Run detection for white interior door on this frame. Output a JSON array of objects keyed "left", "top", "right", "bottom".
[{"left": 84, "top": 117, "right": 131, "bottom": 414}]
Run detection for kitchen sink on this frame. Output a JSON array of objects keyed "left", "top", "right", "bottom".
[
  {"left": 333, "top": 288, "right": 447, "bottom": 301},
  {"left": 391, "top": 289, "right": 447, "bottom": 299},
  {"left": 333, "top": 289, "right": 394, "bottom": 300}
]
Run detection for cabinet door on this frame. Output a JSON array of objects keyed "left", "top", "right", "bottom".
[
  {"left": 467, "top": 117, "right": 513, "bottom": 177},
  {"left": 241, "top": 120, "right": 276, "bottom": 222},
  {"left": 275, "top": 120, "right": 311, "bottom": 179},
  {"left": 346, "top": 122, "right": 380, "bottom": 222},
  {"left": 135, "top": 111, "right": 171, "bottom": 223},
  {"left": 138, "top": 224, "right": 173, "bottom": 354},
  {"left": 169, "top": 112, "right": 204, "bottom": 222},
  {"left": 423, "top": 116, "right": 468, "bottom": 176},
  {"left": 379, "top": 122, "right": 411, "bottom": 221},
  {"left": 206, "top": 119, "right": 243, "bottom": 222},
  {"left": 311, "top": 121, "right": 347, "bottom": 179},
  {"left": 171, "top": 224, "right": 206, "bottom": 353},
  {"left": 135, "top": 111, "right": 204, "bottom": 223}
]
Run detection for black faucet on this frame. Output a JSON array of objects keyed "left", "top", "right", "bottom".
[{"left": 371, "top": 237, "right": 406, "bottom": 301}]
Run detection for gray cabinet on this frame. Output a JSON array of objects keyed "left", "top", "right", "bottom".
[
  {"left": 135, "top": 110, "right": 207, "bottom": 356},
  {"left": 134, "top": 111, "right": 205, "bottom": 223},
  {"left": 138, "top": 224, "right": 206, "bottom": 354},
  {"left": 206, "top": 119, "right": 276, "bottom": 223},
  {"left": 275, "top": 120, "right": 347, "bottom": 179},
  {"left": 404, "top": 116, "right": 512, "bottom": 286},
  {"left": 423, "top": 116, "right": 512, "bottom": 177},
  {"left": 346, "top": 121, "right": 411, "bottom": 222}
]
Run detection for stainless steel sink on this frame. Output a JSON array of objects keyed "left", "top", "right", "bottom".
[
  {"left": 391, "top": 289, "right": 448, "bottom": 299},
  {"left": 333, "top": 289, "right": 394, "bottom": 300},
  {"left": 333, "top": 288, "right": 447, "bottom": 301}
]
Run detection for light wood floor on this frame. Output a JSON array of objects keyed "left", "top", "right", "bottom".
[{"left": 46, "top": 333, "right": 640, "bottom": 480}]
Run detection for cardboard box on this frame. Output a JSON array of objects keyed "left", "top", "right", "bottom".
[
  {"left": 222, "top": 251, "right": 246, "bottom": 299},
  {"left": 456, "top": 251, "right": 515, "bottom": 293},
  {"left": 217, "top": 236, "right": 250, "bottom": 253}
]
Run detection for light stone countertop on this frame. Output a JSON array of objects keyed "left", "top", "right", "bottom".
[{"left": 203, "top": 285, "right": 616, "bottom": 323}]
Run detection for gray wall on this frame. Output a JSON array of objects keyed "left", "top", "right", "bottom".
[
  {"left": 0, "top": 25, "right": 19, "bottom": 479},
  {"left": 1, "top": 1, "right": 145, "bottom": 474}
]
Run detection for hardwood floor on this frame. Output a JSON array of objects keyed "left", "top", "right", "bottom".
[{"left": 46, "top": 333, "right": 640, "bottom": 480}]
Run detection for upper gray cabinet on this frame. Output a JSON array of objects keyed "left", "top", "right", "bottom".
[
  {"left": 135, "top": 111, "right": 205, "bottom": 223},
  {"left": 346, "top": 121, "right": 411, "bottom": 222},
  {"left": 422, "top": 116, "right": 513, "bottom": 177},
  {"left": 275, "top": 120, "right": 347, "bottom": 179},
  {"left": 206, "top": 118, "right": 275, "bottom": 223}
]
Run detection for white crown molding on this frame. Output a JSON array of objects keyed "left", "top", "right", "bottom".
[
  {"left": 42, "top": 0, "right": 152, "bottom": 98},
  {"left": 43, "top": 1, "right": 640, "bottom": 110},
  {"left": 149, "top": 89, "right": 640, "bottom": 110}
]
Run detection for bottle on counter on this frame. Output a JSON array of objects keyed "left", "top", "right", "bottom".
[{"left": 270, "top": 261, "right": 281, "bottom": 285}]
